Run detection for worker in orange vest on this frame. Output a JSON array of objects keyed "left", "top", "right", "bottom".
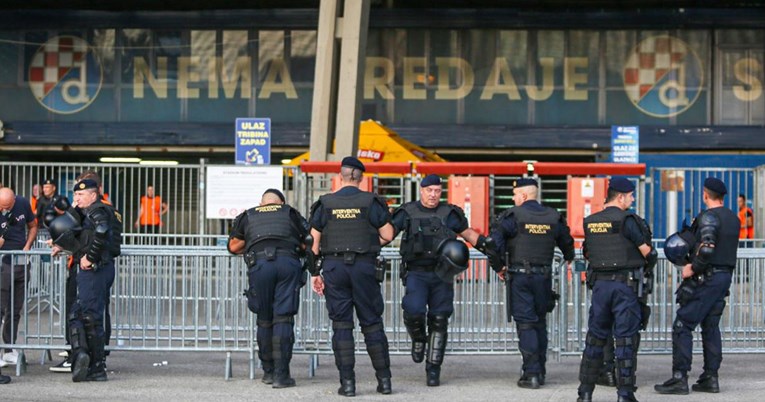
[
  {"left": 134, "top": 185, "right": 168, "bottom": 233},
  {"left": 738, "top": 194, "right": 754, "bottom": 241}
]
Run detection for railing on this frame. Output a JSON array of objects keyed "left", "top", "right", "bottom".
[{"left": 2, "top": 246, "right": 765, "bottom": 379}]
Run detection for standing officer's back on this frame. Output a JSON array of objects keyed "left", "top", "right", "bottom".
[
  {"left": 228, "top": 188, "right": 309, "bottom": 388},
  {"left": 308, "top": 156, "right": 395, "bottom": 397},
  {"left": 577, "top": 177, "right": 656, "bottom": 402}
]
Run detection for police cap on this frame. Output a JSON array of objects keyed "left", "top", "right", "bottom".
[
  {"left": 341, "top": 156, "right": 365, "bottom": 172},
  {"left": 42, "top": 178, "right": 56, "bottom": 186},
  {"left": 608, "top": 177, "right": 635, "bottom": 193},
  {"left": 72, "top": 179, "right": 98, "bottom": 192},
  {"left": 703, "top": 177, "right": 727, "bottom": 196},
  {"left": 420, "top": 174, "right": 442, "bottom": 187},
  {"left": 513, "top": 178, "right": 538, "bottom": 188},
  {"left": 263, "top": 188, "right": 285, "bottom": 203}
]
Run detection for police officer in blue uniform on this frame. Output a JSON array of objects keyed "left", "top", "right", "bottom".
[
  {"left": 391, "top": 174, "right": 495, "bottom": 387},
  {"left": 489, "top": 178, "right": 575, "bottom": 389},
  {"left": 577, "top": 177, "right": 656, "bottom": 402},
  {"left": 228, "top": 189, "right": 309, "bottom": 388},
  {"left": 655, "top": 177, "right": 739, "bottom": 395},
  {"left": 309, "top": 157, "right": 395, "bottom": 397},
  {"left": 61, "top": 179, "right": 122, "bottom": 382}
]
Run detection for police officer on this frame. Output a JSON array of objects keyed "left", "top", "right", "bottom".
[
  {"left": 654, "top": 178, "right": 739, "bottom": 395},
  {"left": 54, "top": 179, "right": 122, "bottom": 382},
  {"left": 36, "top": 178, "right": 58, "bottom": 225},
  {"left": 228, "top": 189, "right": 309, "bottom": 388},
  {"left": 577, "top": 177, "right": 656, "bottom": 402},
  {"left": 489, "top": 178, "right": 575, "bottom": 389},
  {"left": 309, "top": 156, "right": 395, "bottom": 397},
  {"left": 391, "top": 174, "right": 496, "bottom": 387}
]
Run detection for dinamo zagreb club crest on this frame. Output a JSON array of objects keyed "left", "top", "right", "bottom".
[
  {"left": 28, "top": 36, "right": 102, "bottom": 114},
  {"left": 623, "top": 35, "right": 703, "bottom": 118}
]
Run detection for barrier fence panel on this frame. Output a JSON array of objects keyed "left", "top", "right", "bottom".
[
  {"left": 5, "top": 246, "right": 765, "bottom": 380},
  {"left": 649, "top": 167, "right": 755, "bottom": 240}
]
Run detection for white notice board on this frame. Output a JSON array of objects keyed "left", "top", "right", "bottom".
[{"left": 205, "top": 165, "right": 283, "bottom": 219}]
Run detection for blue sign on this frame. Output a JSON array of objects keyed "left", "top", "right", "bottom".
[
  {"left": 611, "top": 126, "right": 639, "bottom": 163},
  {"left": 235, "top": 118, "right": 271, "bottom": 165}
]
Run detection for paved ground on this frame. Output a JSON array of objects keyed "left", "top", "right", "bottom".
[{"left": 1, "top": 351, "right": 763, "bottom": 401}]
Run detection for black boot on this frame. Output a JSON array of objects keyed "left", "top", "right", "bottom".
[
  {"left": 654, "top": 371, "right": 689, "bottom": 395},
  {"left": 338, "top": 378, "right": 356, "bottom": 397},
  {"left": 576, "top": 391, "right": 592, "bottom": 402},
  {"left": 692, "top": 372, "right": 719, "bottom": 393},
  {"left": 85, "top": 335, "right": 108, "bottom": 382},
  {"left": 0, "top": 369, "right": 10, "bottom": 385},
  {"left": 272, "top": 336, "right": 295, "bottom": 388},
  {"left": 617, "top": 393, "right": 639, "bottom": 402},
  {"left": 426, "top": 363, "right": 441, "bottom": 387},
  {"left": 85, "top": 361, "right": 108, "bottom": 382},
  {"left": 517, "top": 373, "right": 540, "bottom": 389},
  {"left": 261, "top": 362, "right": 274, "bottom": 384},
  {"left": 376, "top": 375, "right": 392, "bottom": 394},
  {"left": 596, "top": 369, "right": 616, "bottom": 387}
]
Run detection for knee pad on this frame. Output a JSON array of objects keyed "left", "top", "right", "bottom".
[
  {"left": 428, "top": 313, "right": 449, "bottom": 333},
  {"left": 332, "top": 320, "right": 354, "bottom": 330},
  {"left": 585, "top": 332, "right": 607, "bottom": 348},
  {"left": 516, "top": 322, "right": 536, "bottom": 331},
  {"left": 403, "top": 312, "right": 427, "bottom": 340},
  {"left": 273, "top": 315, "right": 294, "bottom": 325},
  {"left": 614, "top": 334, "right": 640, "bottom": 348},
  {"left": 257, "top": 319, "right": 274, "bottom": 328}
]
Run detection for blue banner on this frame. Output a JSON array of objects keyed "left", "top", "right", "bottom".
[
  {"left": 235, "top": 118, "right": 271, "bottom": 165},
  {"left": 611, "top": 126, "right": 639, "bottom": 163}
]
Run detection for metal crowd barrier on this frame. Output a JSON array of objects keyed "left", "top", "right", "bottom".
[{"left": 1, "top": 247, "right": 765, "bottom": 379}]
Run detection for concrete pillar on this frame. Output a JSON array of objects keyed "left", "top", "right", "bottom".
[{"left": 309, "top": 0, "right": 371, "bottom": 161}]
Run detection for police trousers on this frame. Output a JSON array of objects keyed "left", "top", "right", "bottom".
[
  {"left": 672, "top": 270, "right": 732, "bottom": 375},
  {"left": 70, "top": 261, "right": 115, "bottom": 339}
]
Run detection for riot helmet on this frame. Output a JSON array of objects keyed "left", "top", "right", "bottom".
[
  {"left": 434, "top": 238, "right": 470, "bottom": 282},
  {"left": 48, "top": 211, "right": 82, "bottom": 253}
]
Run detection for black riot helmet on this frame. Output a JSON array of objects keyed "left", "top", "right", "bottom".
[
  {"left": 434, "top": 239, "right": 470, "bottom": 282},
  {"left": 664, "top": 230, "right": 695, "bottom": 266},
  {"left": 48, "top": 211, "right": 83, "bottom": 253}
]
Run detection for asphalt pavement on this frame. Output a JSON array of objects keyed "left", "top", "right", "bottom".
[{"left": 2, "top": 350, "right": 764, "bottom": 401}]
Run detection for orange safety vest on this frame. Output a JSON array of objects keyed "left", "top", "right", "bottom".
[
  {"left": 139, "top": 195, "right": 163, "bottom": 226},
  {"left": 739, "top": 207, "right": 754, "bottom": 239}
]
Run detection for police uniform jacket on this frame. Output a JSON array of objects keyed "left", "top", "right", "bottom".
[
  {"left": 392, "top": 201, "right": 469, "bottom": 268},
  {"left": 229, "top": 203, "right": 308, "bottom": 257},
  {"left": 309, "top": 186, "right": 390, "bottom": 256},
  {"left": 490, "top": 201, "right": 575, "bottom": 267}
]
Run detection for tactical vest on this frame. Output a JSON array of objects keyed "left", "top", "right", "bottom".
[
  {"left": 244, "top": 204, "right": 301, "bottom": 254},
  {"left": 319, "top": 191, "right": 381, "bottom": 254},
  {"left": 696, "top": 207, "right": 739, "bottom": 268},
  {"left": 399, "top": 202, "right": 456, "bottom": 265},
  {"left": 85, "top": 202, "right": 123, "bottom": 258},
  {"left": 584, "top": 207, "right": 645, "bottom": 270},
  {"left": 506, "top": 205, "right": 560, "bottom": 266}
]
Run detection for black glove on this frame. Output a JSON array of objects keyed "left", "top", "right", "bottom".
[{"left": 309, "top": 256, "right": 323, "bottom": 277}]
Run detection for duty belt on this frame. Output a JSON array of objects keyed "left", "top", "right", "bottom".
[
  {"left": 255, "top": 249, "right": 298, "bottom": 259},
  {"left": 245, "top": 248, "right": 298, "bottom": 266},
  {"left": 590, "top": 270, "right": 637, "bottom": 284},
  {"left": 508, "top": 265, "right": 551, "bottom": 275},
  {"left": 324, "top": 252, "right": 377, "bottom": 265},
  {"left": 406, "top": 263, "right": 436, "bottom": 273},
  {"left": 706, "top": 267, "right": 734, "bottom": 276}
]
